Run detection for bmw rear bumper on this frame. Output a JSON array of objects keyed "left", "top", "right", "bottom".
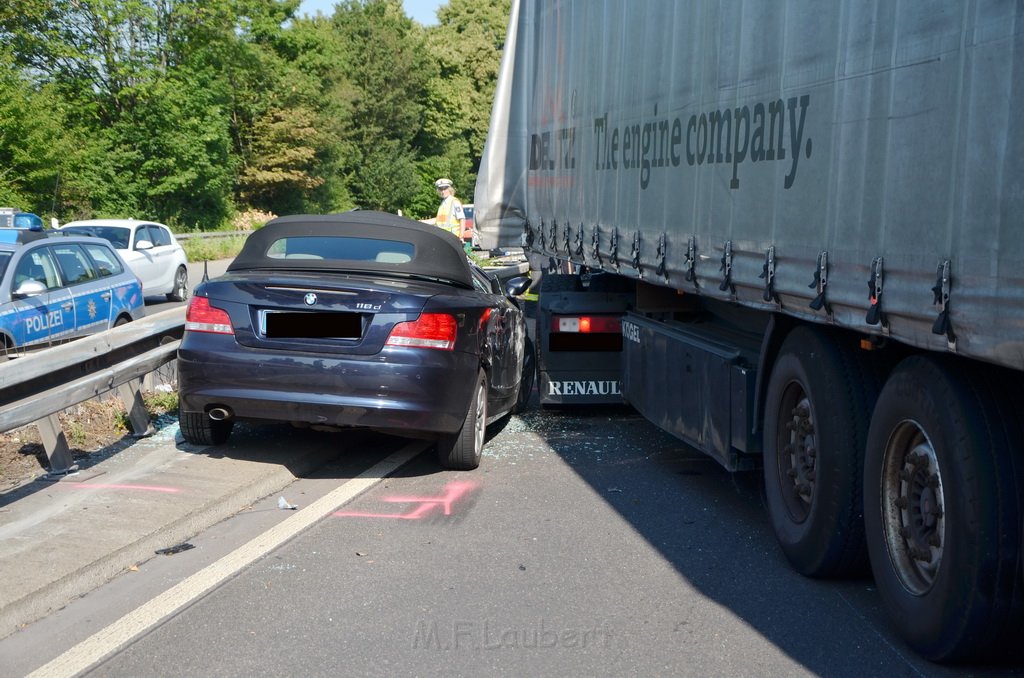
[{"left": 177, "top": 343, "right": 479, "bottom": 435}]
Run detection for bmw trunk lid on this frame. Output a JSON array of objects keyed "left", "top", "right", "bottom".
[{"left": 201, "top": 272, "right": 434, "bottom": 356}]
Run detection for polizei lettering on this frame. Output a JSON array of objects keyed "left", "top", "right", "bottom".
[
  {"left": 547, "top": 380, "right": 622, "bottom": 396},
  {"left": 26, "top": 310, "right": 63, "bottom": 334},
  {"left": 592, "top": 95, "right": 811, "bottom": 190}
]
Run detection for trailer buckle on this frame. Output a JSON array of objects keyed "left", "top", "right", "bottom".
[
  {"left": 719, "top": 240, "right": 735, "bottom": 295},
  {"left": 685, "top": 236, "right": 698, "bottom": 287},
  {"left": 931, "top": 259, "right": 956, "bottom": 349},
  {"left": 808, "top": 250, "right": 831, "bottom": 317},
  {"left": 656, "top": 233, "right": 668, "bottom": 281},
  {"left": 759, "top": 246, "right": 779, "bottom": 303},
  {"left": 631, "top": 231, "right": 643, "bottom": 278},
  {"left": 866, "top": 256, "right": 888, "bottom": 332}
]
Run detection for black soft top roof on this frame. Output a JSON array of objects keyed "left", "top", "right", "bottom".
[{"left": 227, "top": 211, "right": 473, "bottom": 288}]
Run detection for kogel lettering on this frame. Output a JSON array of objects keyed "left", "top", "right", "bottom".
[{"left": 621, "top": 321, "right": 641, "bottom": 344}]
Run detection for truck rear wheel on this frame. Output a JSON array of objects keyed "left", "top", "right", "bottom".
[
  {"left": 763, "top": 327, "right": 876, "bottom": 577},
  {"left": 863, "top": 357, "right": 1023, "bottom": 662}
]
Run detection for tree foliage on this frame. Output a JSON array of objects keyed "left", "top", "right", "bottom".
[{"left": 0, "top": 0, "right": 509, "bottom": 228}]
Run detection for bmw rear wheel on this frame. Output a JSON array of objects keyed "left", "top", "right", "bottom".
[
  {"left": 438, "top": 369, "right": 487, "bottom": 470},
  {"left": 179, "top": 410, "right": 233, "bottom": 446},
  {"left": 513, "top": 337, "right": 536, "bottom": 414}
]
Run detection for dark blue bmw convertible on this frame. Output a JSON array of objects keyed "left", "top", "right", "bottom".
[{"left": 176, "top": 211, "right": 534, "bottom": 470}]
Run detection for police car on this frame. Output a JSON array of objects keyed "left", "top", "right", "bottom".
[
  {"left": 0, "top": 229, "right": 144, "bottom": 358},
  {"left": 0, "top": 207, "right": 45, "bottom": 231}
]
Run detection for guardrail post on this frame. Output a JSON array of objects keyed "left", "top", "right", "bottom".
[
  {"left": 38, "top": 414, "right": 77, "bottom": 476},
  {"left": 117, "top": 378, "right": 155, "bottom": 437}
]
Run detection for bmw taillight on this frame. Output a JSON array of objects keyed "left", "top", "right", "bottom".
[
  {"left": 386, "top": 313, "right": 457, "bottom": 350},
  {"left": 185, "top": 296, "right": 234, "bottom": 335}
]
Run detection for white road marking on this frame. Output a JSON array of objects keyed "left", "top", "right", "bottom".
[{"left": 29, "top": 442, "right": 426, "bottom": 678}]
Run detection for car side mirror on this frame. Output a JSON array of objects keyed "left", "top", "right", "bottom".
[
  {"left": 135, "top": 239, "right": 153, "bottom": 251},
  {"left": 13, "top": 279, "right": 47, "bottom": 298},
  {"left": 505, "top": 276, "right": 531, "bottom": 298}
]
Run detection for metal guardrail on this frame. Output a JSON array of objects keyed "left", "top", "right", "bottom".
[
  {"left": 0, "top": 308, "right": 185, "bottom": 475},
  {"left": 0, "top": 262, "right": 529, "bottom": 476}
]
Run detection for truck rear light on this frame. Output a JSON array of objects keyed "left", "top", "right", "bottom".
[
  {"left": 386, "top": 313, "right": 457, "bottom": 350},
  {"left": 185, "top": 296, "right": 234, "bottom": 335},
  {"left": 552, "top": 315, "right": 622, "bottom": 333}
]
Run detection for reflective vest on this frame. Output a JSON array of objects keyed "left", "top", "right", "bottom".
[{"left": 435, "top": 196, "right": 466, "bottom": 238}]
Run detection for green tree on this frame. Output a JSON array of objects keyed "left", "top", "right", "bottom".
[
  {"left": 238, "top": 106, "right": 325, "bottom": 213},
  {"left": 0, "top": 0, "right": 511, "bottom": 227},
  {"left": 327, "top": 0, "right": 432, "bottom": 212},
  {"left": 422, "top": 0, "right": 509, "bottom": 192}
]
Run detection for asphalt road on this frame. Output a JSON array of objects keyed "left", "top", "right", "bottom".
[
  {"left": 142, "top": 259, "right": 231, "bottom": 312},
  {"left": 4, "top": 405, "right": 1020, "bottom": 677}
]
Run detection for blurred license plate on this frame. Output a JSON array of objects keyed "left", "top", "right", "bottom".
[{"left": 263, "top": 312, "right": 362, "bottom": 339}]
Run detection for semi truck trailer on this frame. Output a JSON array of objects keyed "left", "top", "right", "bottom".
[{"left": 475, "top": 0, "right": 1024, "bottom": 663}]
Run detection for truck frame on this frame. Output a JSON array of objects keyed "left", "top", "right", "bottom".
[{"left": 475, "top": 0, "right": 1024, "bottom": 663}]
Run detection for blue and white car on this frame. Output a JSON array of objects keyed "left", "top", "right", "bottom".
[{"left": 0, "top": 229, "right": 145, "bottom": 358}]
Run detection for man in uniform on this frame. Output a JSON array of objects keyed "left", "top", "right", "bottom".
[{"left": 433, "top": 178, "right": 468, "bottom": 251}]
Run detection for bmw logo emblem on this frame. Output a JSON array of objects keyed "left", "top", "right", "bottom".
[{"left": 304, "top": 293, "right": 317, "bottom": 306}]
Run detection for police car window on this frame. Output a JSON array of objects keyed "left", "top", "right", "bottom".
[
  {"left": 83, "top": 243, "right": 124, "bottom": 277},
  {"left": 13, "top": 249, "right": 60, "bottom": 290},
  {"left": 53, "top": 244, "right": 98, "bottom": 285},
  {"left": 62, "top": 226, "right": 131, "bottom": 249},
  {"left": 0, "top": 252, "right": 10, "bottom": 280}
]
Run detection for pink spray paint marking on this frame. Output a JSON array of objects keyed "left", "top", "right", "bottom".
[{"left": 334, "top": 480, "right": 477, "bottom": 520}]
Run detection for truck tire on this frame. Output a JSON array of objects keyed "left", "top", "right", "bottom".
[
  {"left": 763, "top": 327, "right": 876, "bottom": 578},
  {"left": 863, "top": 357, "right": 1024, "bottom": 662},
  {"left": 179, "top": 410, "right": 234, "bottom": 446},
  {"left": 437, "top": 369, "right": 487, "bottom": 470}
]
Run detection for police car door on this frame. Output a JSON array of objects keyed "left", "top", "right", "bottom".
[
  {"left": 51, "top": 242, "right": 112, "bottom": 338},
  {"left": 8, "top": 246, "right": 75, "bottom": 349}
]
